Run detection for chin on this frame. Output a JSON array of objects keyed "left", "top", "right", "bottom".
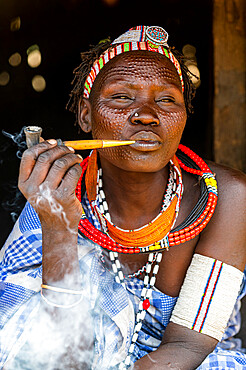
[
  {"left": 98, "top": 146, "right": 172, "bottom": 173},
  {"left": 114, "top": 155, "right": 168, "bottom": 173},
  {"left": 126, "top": 162, "right": 168, "bottom": 173}
]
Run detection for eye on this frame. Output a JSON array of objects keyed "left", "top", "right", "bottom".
[
  {"left": 156, "top": 96, "right": 175, "bottom": 103},
  {"left": 111, "top": 94, "right": 132, "bottom": 100}
]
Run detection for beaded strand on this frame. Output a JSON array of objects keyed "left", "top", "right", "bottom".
[
  {"left": 98, "top": 177, "right": 163, "bottom": 369},
  {"left": 118, "top": 252, "right": 162, "bottom": 369}
]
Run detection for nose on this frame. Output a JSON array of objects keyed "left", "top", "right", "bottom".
[{"left": 130, "top": 106, "right": 160, "bottom": 126}]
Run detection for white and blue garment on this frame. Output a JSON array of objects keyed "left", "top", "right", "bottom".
[{"left": 0, "top": 199, "right": 246, "bottom": 369}]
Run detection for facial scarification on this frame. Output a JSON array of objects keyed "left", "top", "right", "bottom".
[{"left": 84, "top": 51, "right": 187, "bottom": 173}]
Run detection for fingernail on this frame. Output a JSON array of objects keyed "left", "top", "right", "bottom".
[
  {"left": 67, "top": 146, "right": 75, "bottom": 152},
  {"left": 77, "top": 154, "right": 83, "bottom": 160},
  {"left": 47, "top": 139, "right": 57, "bottom": 144}
]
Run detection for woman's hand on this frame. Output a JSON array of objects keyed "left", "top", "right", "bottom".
[{"left": 18, "top": 139, "right": 83, "bottom": 232}]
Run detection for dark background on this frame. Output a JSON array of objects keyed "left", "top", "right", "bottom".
[{"left": 0, "top": 0, "right": 213, "bottom": 245}]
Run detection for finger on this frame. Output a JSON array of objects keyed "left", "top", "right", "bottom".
[
  {"left": 19, "top": 139, "right": 57, "bottom": 183},
  {"left": 28, "top": 144, "right": 76, "bottom": 186},
  {"left": 45, "top": 153, "right": 83, "bottom": 189},
  {"left": 58, "top": 162, "right": 83, "bottom": 194}
]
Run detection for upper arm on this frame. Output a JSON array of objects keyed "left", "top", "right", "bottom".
[{"left": 162, "top": 167, "right": 246, "bottom": 363}]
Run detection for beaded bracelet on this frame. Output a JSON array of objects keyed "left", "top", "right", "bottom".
[
  {"left": 41, "top": 284, "right": 83, "bottom": 295},
  {"left": 40, "top": 289, "right": 83, "bottom": 308},
  {"left": 170, "top": 254, "right": 244, "bottom": 341}
]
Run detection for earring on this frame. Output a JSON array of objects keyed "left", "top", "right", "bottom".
[{"left": 134, "top": 112, "right": 139, "bottom": 117}]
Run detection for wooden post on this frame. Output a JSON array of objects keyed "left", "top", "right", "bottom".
[{"left": 213, "top": 0, "right": 246, "bottom": 172}]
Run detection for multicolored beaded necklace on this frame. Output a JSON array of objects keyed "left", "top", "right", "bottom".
[
  {"left": 75, "top": 144, "right": 218, "bottom": 368},
  {"left": 76, "top": 144, "right": 218, "bottom": 254}
]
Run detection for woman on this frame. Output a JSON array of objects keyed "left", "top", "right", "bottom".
[{"left": 0, "top": 26, "right": 246, "bottom": 369}]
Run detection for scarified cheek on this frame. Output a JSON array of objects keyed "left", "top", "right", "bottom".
[
  {"left": 91, "top": 104, "right": 129, "bottom": 139},
  {"left": 161, "top": 111, "right": 187, "bottom": 138},
  {"left": 92, "top": 119, "right": 125, "bottom": 139}
]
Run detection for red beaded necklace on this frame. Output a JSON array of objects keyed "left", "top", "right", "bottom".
[{"left": 75, "top": 144, "right": 218, "bottom": 254}]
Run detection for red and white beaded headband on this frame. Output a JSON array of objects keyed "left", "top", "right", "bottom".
[{"left": 83, "top": 25, "right": 184, "bottom": 98}]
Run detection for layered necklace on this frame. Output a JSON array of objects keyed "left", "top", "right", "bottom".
[
  {"left": 75, "top": 144, "right": 218, "bottom": 368},
  {"left": 76, "top": 144, "right": 218, "bottom": 254},
  {"left": 95, "top": 155, "right": 183, "bottom": 251}
]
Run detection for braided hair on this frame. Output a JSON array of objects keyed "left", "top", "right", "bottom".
[{"left": 67, "top": 38, "right": 196, "bottom": 124}]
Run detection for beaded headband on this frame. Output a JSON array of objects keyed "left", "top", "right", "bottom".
[{"left": 83, "top": 25, "right": 184, "bottom": 98}]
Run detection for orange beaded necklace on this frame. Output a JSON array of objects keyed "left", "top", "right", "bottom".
[{"left": 84, "top": 150, "right": 183, "bottom": 250}]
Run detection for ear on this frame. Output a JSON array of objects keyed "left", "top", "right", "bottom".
[{"left": 78, "top": 98, "right": 92, "bottom": 133}]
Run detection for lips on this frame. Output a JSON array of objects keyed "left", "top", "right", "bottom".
[
  {"left": 130, "top": 131, "right": 161, "bottom": 142},
  {"left": 129, "top": 131, "right": 162, "bottom": 151},
  {"left": 127, "top": 131, "right": 162, "bottom": 152}
]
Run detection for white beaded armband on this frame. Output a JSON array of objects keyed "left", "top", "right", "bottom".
[{"left": 170, "top": 254, "right": 244, "bottom": 341}]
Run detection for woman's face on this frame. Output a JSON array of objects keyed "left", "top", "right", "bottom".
[{"left": 81, "top": 50, "right": 187, "bottom": 173}]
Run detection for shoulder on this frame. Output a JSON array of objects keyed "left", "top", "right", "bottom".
[
  {"left": 208, "top": 161, "right": 246, "bottom": 220},
  {"left": 195, "top": 161, "right": 246, "bottom": 271},
  {"left": 209, "top": 161, "right": 246, "bottom": 196}
]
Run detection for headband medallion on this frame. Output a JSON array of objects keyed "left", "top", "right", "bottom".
[{"left": 146, "top": 26, "right": 169, "bottom": 48}]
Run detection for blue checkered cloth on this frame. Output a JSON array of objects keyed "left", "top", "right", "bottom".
[{"left": 0, "top": 199, "right": 246, "bottom": 369}]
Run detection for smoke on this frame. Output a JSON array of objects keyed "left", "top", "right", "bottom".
[
  {"left": 2, "top": 126, "right": 27, "bottom": 159},
  {"left": 1, "top": 181, "right": 25, "bottom": 222},
  {"left": 32, "top": 291, "right": 94, "bottom": 370},
  {"left": 6, "top": 279, "right": 94, "bottom": 369},
  {"left": 0, "top": 127, "right": 27, "bottom": 228},
  {"left": 14, "top": 184, "right": 94, "bottom": 367},
  {"left": 29, "top": 183, "right": 78, "bottom": 235}
]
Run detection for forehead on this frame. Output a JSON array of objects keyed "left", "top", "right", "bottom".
[{"left": 90, "top": 50, "right": 182, "bottom": 94}]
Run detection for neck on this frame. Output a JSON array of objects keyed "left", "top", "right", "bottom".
[{"left": 100, "top": 158, "right": 169, "bottom": 230}]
